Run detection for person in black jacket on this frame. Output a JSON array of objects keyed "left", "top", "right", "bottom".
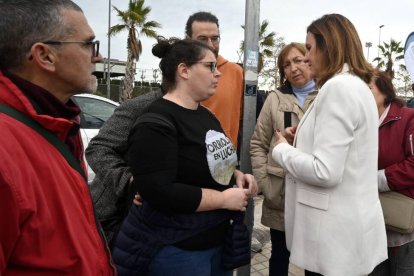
[
  {"left": 86, "top": 90, "right": 162, "bottom": 247},
  {"left": 112, "top": 37, "right": 257, "bottom": 276}
]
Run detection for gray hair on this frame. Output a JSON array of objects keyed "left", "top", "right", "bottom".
[{"left": 0, "top": 0, "right": 82, "bottom": 71}]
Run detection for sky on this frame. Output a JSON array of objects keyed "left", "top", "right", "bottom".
[{"left": 74, "top": 0, "right": 413, "bottom": 81}]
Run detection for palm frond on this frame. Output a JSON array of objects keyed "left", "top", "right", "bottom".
[
  {"left": 263, "top": 49, "right": 273, "bottom": 57},
  {"left": 113, "top": 6, "right": 129, "bottom": 23},
  {"left": 142, "top": 20, "right": 161, "bottom": 30},
  {"left": 109, "top": 24, "right": 129, "bottom": 36},
  {"left": 128, "top": 12, "right": 145, "bottom": 23},
  {"left": 395, "top": 54, "right": 404, "bottom": 60},
  {"left": 239, "top": 40, "right": 244, "bottom": 52},
  {"left": 141, "top": 28, "right": 158, "bottom": 39}
]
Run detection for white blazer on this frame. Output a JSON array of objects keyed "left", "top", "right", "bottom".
[{"left": 272, "top": 65, "right": 387, "bottom": 276}]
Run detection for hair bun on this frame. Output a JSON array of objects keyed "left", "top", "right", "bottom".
[
  {"left": 152, "top": 36, "right": 181, "bottom": 58},
  {"left": 152, "top": 41, "right": 170, "bottom": 59}
]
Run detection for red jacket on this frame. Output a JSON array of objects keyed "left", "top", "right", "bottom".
[
  {"left": 379, "top": 103, "right": 414, "bottom": 198},
  {"left": 0, "top": 72, "right": 115, "bottom": 275}
]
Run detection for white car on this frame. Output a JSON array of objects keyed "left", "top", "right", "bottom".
[{"left": 72, "top": 94, "right": 119, "bottom": 183}]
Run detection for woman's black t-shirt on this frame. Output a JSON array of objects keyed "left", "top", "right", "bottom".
[{"left": 127, "top": 97, "right": 238, "bottom": 249}]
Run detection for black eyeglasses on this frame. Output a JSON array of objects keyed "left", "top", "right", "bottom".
[
  {"left": 193, "top": 61, "right": 218, "bottom": 73},
  {"left": 42, "top": 40, "right": 100, "bottom": 57}
]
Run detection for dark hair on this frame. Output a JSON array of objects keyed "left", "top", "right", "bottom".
[
  {"left": 185, "top": 11, "right": 219, "bottom": 38},
  {"left": 277, "top": 42, "right": 306, "bottom": 87},
  {"left": 152, "top": 37, "right": 214, "bottom": 92},
  {"left": 0, "top": 0, "right": 82, "bottom": 71},
  {"left": 307, "top": 14, "right": 374, "bottom": 87},
  {"left": 373, "top": 71, "right": 405, "bottom": 107}
]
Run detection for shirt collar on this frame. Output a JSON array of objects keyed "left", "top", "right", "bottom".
[{"left": 3, "top": 71, "right": 80, "bottom": 120}]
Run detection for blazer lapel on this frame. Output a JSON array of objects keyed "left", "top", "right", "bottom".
[{"left": 293, "top": 101, "right": 315, "bottom": 147}]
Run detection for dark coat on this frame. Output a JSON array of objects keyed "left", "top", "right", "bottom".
[
  {"left": 112, "top": 203, "right": 250, "bottom": 276},
  {"left": 85, "top": 90, "right": 163, "bottom": 245}
]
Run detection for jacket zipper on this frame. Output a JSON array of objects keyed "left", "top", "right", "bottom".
[
  {"left": 410, "top": 134, "right": 413, "bottom": 156},
  {"left": 379, "top": 116, "right": 400, "bottom": 128}
]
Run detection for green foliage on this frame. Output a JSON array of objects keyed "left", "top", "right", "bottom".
[
  {"left": 373, "top": 39, "right": 404, "bottom": 78},
  {"left": 109, "top": 0, "right": 161, "bottom": 102},
  {"left": 96, "top": 83, "right": 160, "bottom": 102},
  {"left": 240, "top": 20, "right": 276, "bottom": 58},
  {"left": 259, "top": 36, "right": 286, "bottom": 90},
  {"left": 394, "top": 64, "right": 413, "bottom": 95},
  {"left": 240, "top": 19, "right": 277, "bottom": 73}
]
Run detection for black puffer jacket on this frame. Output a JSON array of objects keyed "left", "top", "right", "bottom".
[{"left": 112, "top": 203, "right": 250, "bottom": 275}]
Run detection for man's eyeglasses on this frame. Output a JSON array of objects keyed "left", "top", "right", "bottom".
[
  {"left": 196, "top": 36, "right": 220, "bottom": 44},
  {"left": 42, "top": 40, "right": 100, "bottom": 57},
  {"left": 193, "top": 61, "right": 218, "bottom": 73}
]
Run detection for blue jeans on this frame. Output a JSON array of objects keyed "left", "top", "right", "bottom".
[
  {"left": 269, "top": 229, "right": 290, "bottom": 276},
  {"left": 369, "top": 240, "right": 414, "bottom": 276},
  {"left": 148, "top": 245, "right": 233, "bottom": 276}
]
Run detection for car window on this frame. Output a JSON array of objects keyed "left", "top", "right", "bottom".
[
  {"left": 74, "top": 97, "right": 117, "bottom": 129},
  {"left": 408, "top": 98, "right": 414, "bottom": 108}
]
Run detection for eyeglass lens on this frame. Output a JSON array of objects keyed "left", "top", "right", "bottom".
[{"left": 92, "top": 41, "right": 100, "bottom": 57}]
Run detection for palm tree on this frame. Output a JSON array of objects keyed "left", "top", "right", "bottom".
[
  {"left": 373, "top": 39, "right": 404, "bottom": 79},
  {"left": 240, "top": 20, "right": 276, "bottom": 72},
  {"left": 394, "top": 64, "right": 412, "bottom": 95},
  {"left": 258, "top": 36, "right": 286, "bottom": 90},
  {"left": 110, "top": 0, "right": 161, "bottom": 102}
]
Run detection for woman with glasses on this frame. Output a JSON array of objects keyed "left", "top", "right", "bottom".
[
  {"left": 250, "top": 42, "right": 317, "bottom": 276},
  {"left": 272, "top": 14, "right": 387, "bottom": 275},
  {"left": 112, "top": 37, "right": 257, "bottom": 276}
]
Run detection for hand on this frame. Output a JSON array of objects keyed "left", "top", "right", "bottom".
[
  {"left": 274, "top": 129, "right": 288, "bottom": 146},
  {"left": 133, "top": 193, "right": 143, "bottom": 206},
  {"left": 221, "top": 188, "right": 250, "bottom": 211},
  {"left": 233, "top": 170, "right": 258, "bottom": 196},
  {"left": 284, "top": 126, "right": 297, "bottom": 145}
]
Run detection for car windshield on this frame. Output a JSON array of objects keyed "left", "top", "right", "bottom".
[{"left": 73, "top": 96, "right": 117, "bottom": 129}]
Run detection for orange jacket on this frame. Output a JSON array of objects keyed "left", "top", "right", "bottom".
[{"left": 202, "top": 55, "right": 243, "bottom": 149}]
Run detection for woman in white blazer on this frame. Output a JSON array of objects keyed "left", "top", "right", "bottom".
[{"left": 272, "top": 14, "right": 387, "bottom": 276}]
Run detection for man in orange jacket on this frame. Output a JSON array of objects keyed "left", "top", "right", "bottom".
[{"left": 185, "top": 12, "right": 244, "bottom": 150}]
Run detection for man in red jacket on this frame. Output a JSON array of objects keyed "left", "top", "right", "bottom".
[{"left": 0, "top": 0, "right": 115, "bottom": 275}]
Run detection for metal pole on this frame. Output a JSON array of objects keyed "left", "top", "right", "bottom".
[
  {"left": 237, "top": 0, "right": 260, "bottom": 275},
  {"left": 365, "top": 42, "right": 372, "bottom": 61},
  {"left": 377, "top": 25, "right": 384, "bottom": 60},
  {"left": 106, "top": 0, "right": 111, "bottom": 99}
]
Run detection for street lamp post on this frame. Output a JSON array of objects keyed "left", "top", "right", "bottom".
[
  {"left": 152, "top": 69, "right": 159, "bottom": 92},
  {"left": 365, "top": 42, "right": 372, "bottom": 61},
  {"left": 377, "top": 24, "right": 384, "bottom": 60},
  {"left": 106, "top": 0, "right": 111, "bottom": 99},
  {"left": 140, "top": 70, "right": 145, "bottom": 88}
]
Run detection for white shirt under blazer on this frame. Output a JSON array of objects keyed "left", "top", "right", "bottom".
[{"left": 272, "top": 65, "right": 387, "bottom": 276}]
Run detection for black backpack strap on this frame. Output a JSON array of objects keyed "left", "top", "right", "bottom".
[
  {"left": 126, "top": 111, "right": 176, "bottom": 208},
  {"left": 284, "top": 112, "right": 292, "bottom": 129},
  {"left": 0, "top": 104, "right": 87, "bottom": 182},
  {"left": 133, "top": 112, "right": 176, "bottom": 132}
]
